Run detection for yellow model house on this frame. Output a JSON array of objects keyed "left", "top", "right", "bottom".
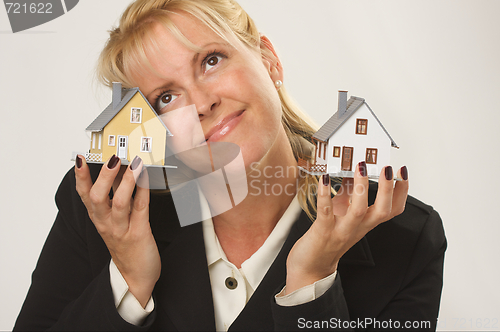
[{"left": 85, "top": 82, "right": 173, "bottom": 166}]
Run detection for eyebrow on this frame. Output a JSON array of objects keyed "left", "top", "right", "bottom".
[
  {"left": 147, "top": 42, "right": 229, "bottom": 100},
  {"left": 192, "top": 41, "right": 229, "bottom": 65}
]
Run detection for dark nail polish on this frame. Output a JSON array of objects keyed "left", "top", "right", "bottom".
[
  {"left": 108, "top": 155, "right": 119, "bottom": 169},
  {"left": 130, "top": 156, "right": 142, "bottom": 171},
  {"left": 401, "top": 166, "right": 408, "bottom": 181},
  {"left": 358, "top": 161, "right": 367, "bottom": 177},
  {"left": 322, "top": 174, "right": 330, "bottom": 186},
  {"left": 385, "top": 166, "right": 393, "bottom": 180},
  {"left": 75, "top": 155, "right": 82, "bottom": 169}
]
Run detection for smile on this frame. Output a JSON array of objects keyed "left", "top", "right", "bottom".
[{"left": 205, "top": 110, "right": 245, "bottom": 143}]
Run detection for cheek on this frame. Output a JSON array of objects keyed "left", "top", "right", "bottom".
[
  {"left": 225, "top": 65, "right": 282, "bottom": 118},
  {"left": 160, "top": 105, "right": 205, "bottom": 152},
  {"left": 213, "top": 58, "right": 284, "bottom": 167}
]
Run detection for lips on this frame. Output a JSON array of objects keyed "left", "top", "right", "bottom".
[{"left": 205, "top": 110, "right": 245, "bottom": 142}]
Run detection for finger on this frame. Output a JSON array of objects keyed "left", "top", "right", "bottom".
[
  {"left": 112, "top": 165, "right": 128, "bottom": 196},
  {"left": 347, "top": 161, "right": 369, "bottom": 221},
  {"left": 111, "top": 156, "right": 144, "bottom": 224},
  {"left": 89, "top": 155, "right": 121, "bottom": 220},
  {"left": 391, "top": 166, "right": 409, "bottom": 218},
  {"left": 130, "top": 166, "right": 150, "bottom": 231},
  {"left": 331, "top": 177, "right": 351, "bottom": 216},
  {"left": 315, "top": 174, "right": 334, "bottom": 226},
  {"left": 74, "top": 155, "right": 94, "bottom": 215},
  {"left": 365, "top": 166, "right": 395, "bottom": 226}
]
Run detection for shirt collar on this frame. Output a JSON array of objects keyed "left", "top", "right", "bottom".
[{"left": 202, "top": 195, "right": 302, "bottom": 290}]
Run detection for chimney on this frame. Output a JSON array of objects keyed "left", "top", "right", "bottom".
[
  {"left": 338, "top": 90, "right": 348, "bottom": 119},
  {"left": 112, "top": 82, "right": 123, "bottom": 109}
]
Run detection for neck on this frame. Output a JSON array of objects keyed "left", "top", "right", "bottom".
[{"left": 208, "top": 129, "right": 298, "bottom": 267}]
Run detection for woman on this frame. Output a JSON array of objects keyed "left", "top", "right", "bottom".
[{"left": 14, "top": 0, "right": 446, "bottom": 330}]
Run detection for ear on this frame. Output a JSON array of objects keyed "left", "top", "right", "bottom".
[{"left": 260, "top": 35, "right": 284, "bottom": 86}]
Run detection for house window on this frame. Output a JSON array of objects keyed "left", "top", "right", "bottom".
[
  {"left": 366, "top": 148, "right": 378, "bottom": 164},
  {"left": 131, "top": 108, "right": 142, "bottom": 123},
  {"left": 141, "top": 137, "right": 152, "bottom": 153},
  {"left": 333, "top": 146, "right": 341, "bottom": 157},
  {"left": 108, "top": 135, "right": 116, "bottom": 146},
  {"left": 356, "top": 119, "right": 368, "bottom": 135}
]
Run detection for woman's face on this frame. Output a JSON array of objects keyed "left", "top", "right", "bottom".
[{"left": 129, "top": 13, "right": 285, "bottom": 172}]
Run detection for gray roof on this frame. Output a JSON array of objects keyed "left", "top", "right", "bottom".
[
  {"left": 86, "top": 88, "right": 172, "bottom": 136},
  {"left": 312, "top": 96, "right": 398, "bottom": 148}
]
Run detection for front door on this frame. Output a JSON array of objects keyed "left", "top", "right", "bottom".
[
  {"left": 342, "top": 146, "right": 353, "bottom": 171},
  {"left": 117, "top": 136, "right": 128, "bottom": 159}
]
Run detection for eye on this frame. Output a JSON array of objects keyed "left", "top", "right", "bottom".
[
  {"left": 204, "top": 54, "right": 223, "bottom": 72},
  {"left": 156, "top": 91, "right": 178, "bottom": 112}
]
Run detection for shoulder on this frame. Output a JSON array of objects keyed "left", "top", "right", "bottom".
[
  {"left": 54, "top": 165, "right": 95, "bottom": 234},
  {"left": 337, "top": 182, "right": 446, "bottom": 324},
  {"left": 368, "top": 180, "right": 438, "bottom": 218},
  {"left": 54, "top": 164, "right": 103, "bottom": 229},
  {"left": 55, "top": 163, "right": 180, "bottom": 239},
  {"left": 366, "top": 181, "right": 446, "bottom": 265},
  {"left": 55, "top": 163, "right": 102, "bottom": 202}
]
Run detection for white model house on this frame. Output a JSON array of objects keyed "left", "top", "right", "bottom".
[{"left": 303, "top": 91, "right": 398, "bottom": 178}]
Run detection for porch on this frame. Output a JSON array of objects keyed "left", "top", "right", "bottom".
[{"left": 298, "top": 158, "right": 326, "bottom": 175}]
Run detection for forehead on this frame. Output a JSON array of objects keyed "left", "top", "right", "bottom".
[
  {"left": 125, "top": 12, "right": 240, "bottom": 84},
  {"left": 167, "top": 12, "right": 227, "bottom": 49}
]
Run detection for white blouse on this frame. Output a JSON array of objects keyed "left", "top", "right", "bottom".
[{"left": 110, "top": 196, "right": 336, "bottom": 328}]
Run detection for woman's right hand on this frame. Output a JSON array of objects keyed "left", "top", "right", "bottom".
[{"left": 75, "top": 155, "right": 160, "bottom": 308}]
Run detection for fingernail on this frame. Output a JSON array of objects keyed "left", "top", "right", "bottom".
[
  {"left": 358, "top": 161, "right": 367, "bottom": 177},
  {"left": 130, "top": 156, "right": 142, "bottom": 171},
  {"left": 385, "top": 166, "right": 393, "bottom": 180},
  {"left": 75, "top": 155, "right": 82, "bottom": 169},
  {"left": 322, "top": 174, "right": 330, "bottom": 186},
  {"left": 108, "top": 155, "right": 119, "bottom": 169},
  {"left": 401, "top": 166, "right": 408, "bottom": 181}
]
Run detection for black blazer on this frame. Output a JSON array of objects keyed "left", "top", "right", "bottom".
[{"left": 14, "top": 165, "right": 446, "bottom": 331}]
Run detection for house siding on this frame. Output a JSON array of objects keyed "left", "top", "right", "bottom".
[
  {"left": 325, "top": 104, "right": 391, "bottom": 176},
  {"left": 101, "top": 93, "right": 167, "bottom": 165}
]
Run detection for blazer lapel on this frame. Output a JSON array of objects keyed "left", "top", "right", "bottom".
[
  {"left": 230, "top": 209, "right": 375, "bottom": 330},
  {"left": 340, "top": 236, "right": 375, "bottom": 267},
  {"left": 229, "top": 210, "right": 312, "bottom": 331},
  {"left": 150, "top": 200, "right": 374, "bottom": 331},
  {"left": 153, "top": 222, "right": 216, "bottom": 331}
]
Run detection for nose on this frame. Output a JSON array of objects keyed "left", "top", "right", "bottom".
[{"left": 187, "top": 83, "right": 220, "bottom": 119}]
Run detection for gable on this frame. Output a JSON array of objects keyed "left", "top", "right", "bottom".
[
  {"left": 313, "top": 96, "right": 398, "bottom": 148},
  {"left": 86, "top": 89, "right": 138, "bottom": 132},
  {"left": 313, "top": 97, "right": 364, "bottom": 142},
  {"left": 99, "top": 93, "right": 171, "bottom": 165},
  {"left": 86, "top": 88, "right": 172, "bottom": 136},
  {"left": 328, "top": 103, "right": 392, "bottom": 150},
  {"left": 104, "top": 92, "right": 167, "bottom": 137}
]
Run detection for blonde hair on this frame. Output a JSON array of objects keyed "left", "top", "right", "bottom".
[{"left": 96, "top": 0, "right": 320, "bottom": 219}]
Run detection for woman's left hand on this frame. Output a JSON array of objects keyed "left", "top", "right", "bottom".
[{"left": 285, "top": 162, "right": 409, "bottom": 294}]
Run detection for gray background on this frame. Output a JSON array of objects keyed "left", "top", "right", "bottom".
[{"left": 1, "top": 0, "right": 499, "bottom": 330}]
